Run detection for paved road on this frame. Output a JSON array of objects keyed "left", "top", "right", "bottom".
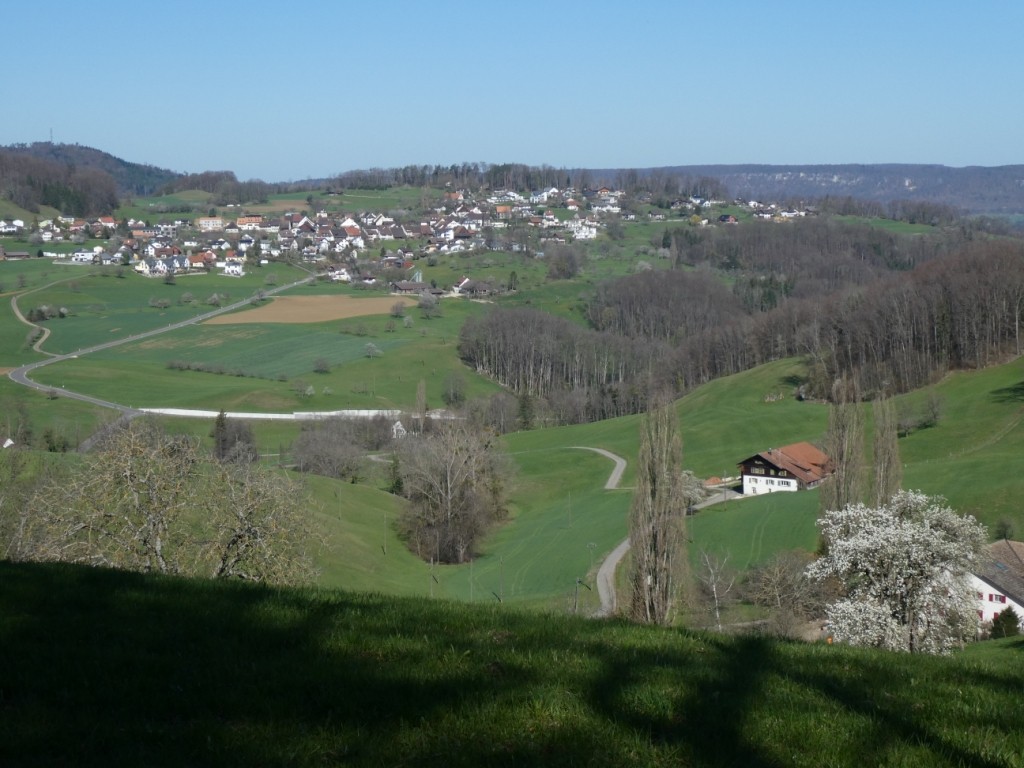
[
  {"left": 570, "top": 447, "right": 629, "bottom": 617},
  {"left": 581, "top": 446, "right": 743, "bottom": 618},
  {"left": 7, "top": 271, "right": 316, "bottom": 415}
]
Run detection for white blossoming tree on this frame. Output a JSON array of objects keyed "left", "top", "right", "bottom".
[{"left": 807, "top": 490, "right": 988, "bottom": 654}]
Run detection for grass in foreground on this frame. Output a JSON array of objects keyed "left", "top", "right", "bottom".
[{"left": 1, "top": 561, "right": 1021, "bottom": 768}]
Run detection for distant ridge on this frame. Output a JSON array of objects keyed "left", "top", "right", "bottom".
[
  {"left": 610, "top": 163, "right": 1024, "bottom": 214},
  {"left": 2, "top": 141, "right": 180, "bottom": 197}
]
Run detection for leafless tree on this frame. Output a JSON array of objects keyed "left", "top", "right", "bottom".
[
  {"left": 744, "top": 549, "right": 830, "bottom": 637},
  {"left": 291, "top": 419, "right": 365, "bottom": 481},
  {"left": 697, "top": 551, "right": 736, "bottom": 632},
  {"left": 205, "top": 461, "right": 317, "bottom": 584},
  {"left": 628, "top": 398, "right": 702, "bottom": 625},
  {"left": 415, "top": 379, "right": 427, "bottom": 431},
  {"left": 872, "top": 395, "right": 902, "bottom": 505},
  {"left": 820, "top": 377, "right": 865, "bottom": 516},
  {"left": 0, "top": 448, "right": 41, "bottom": 560},
  {"left": 15, "top": 418, "right": 316, "bottom": 584},
  {"left": 397, "top": 421, "right": 509, "bottom": 564}
]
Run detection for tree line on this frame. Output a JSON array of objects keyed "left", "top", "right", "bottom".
[{"left": 461, "top": 230, "right": 1024, "bottom": 423}]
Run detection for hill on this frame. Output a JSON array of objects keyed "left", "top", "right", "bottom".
[
  {"left": 644, "top": 163, "right": 1024, "bottom": 215},
  {"left": 1, "top": 141, "right": 180, "bottom": 198},
  {"left": 1, "top": 560, "right": 1020, "bottom": 767}
]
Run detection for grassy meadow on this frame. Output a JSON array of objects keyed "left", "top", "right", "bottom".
[
  {"left": 301, "top": 352, "right": 1024, "bottom": 609},
  {"left": 2, "top": 559, "right": 1021, "bottom": 768},
  {"left": 11, "top": 263, "right": 310, "bottom": 355}
]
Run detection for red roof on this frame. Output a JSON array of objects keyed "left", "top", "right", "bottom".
[{"left": 740, "top": 441, "right": 831, "bottom": 486}]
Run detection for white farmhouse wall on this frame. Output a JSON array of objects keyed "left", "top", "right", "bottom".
[
  {"left": 969, "top": 574, "right": 1024, "bottom": 627},
  {"left": 742, "top": 475, "right": 798, "bottom": 495}
]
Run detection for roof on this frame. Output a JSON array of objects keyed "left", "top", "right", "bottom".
[
  {"left": 740, "top": 441, "right": 831, "bottom": 486},
  {"left": 977, "top": 540, "right": 1024, "bottom": 606}
]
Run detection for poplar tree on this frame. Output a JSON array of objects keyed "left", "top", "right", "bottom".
[
  {"left": 872, "top": 395, "right": 902, "bottom": 505},
  {"left": 628, "top": 398, "right": 701, "bottom": 625},
  {"left": 820, "top": 377, "right": 865, "bottom": 516}
]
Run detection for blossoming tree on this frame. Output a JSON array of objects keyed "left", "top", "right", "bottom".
[{"left": 808, "top": 490, "right": 988, "bottom": 654}]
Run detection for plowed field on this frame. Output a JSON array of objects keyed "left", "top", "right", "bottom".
[{"left": 204, "top": 295, "right": 413, "bottom": 324}]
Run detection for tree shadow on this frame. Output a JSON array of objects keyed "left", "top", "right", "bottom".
[
  {"left": 3, "top": 562, "right": 1022, "bottom": 767},
  {"left": 780, "top": 374, "right": 805, "bottom": 389},
  {"left": 990, "top": 381, "right": 1024, "bottom": 403}
]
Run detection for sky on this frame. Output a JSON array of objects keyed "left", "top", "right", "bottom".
[{"left": 3, "top": 0, "right": 1021, "bottom": 182}]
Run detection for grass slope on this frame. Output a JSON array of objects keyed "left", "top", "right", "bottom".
[{"left": 1, "top": 561, "right": 1021, "bottom": 768}]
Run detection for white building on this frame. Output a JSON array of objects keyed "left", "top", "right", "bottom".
[{"left": 971, "top": 539, "right": 1024, "bottom": 630}]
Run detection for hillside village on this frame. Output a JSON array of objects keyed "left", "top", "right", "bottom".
[{"left": 0, "top": 187, "right": 817, "bottom": 292}]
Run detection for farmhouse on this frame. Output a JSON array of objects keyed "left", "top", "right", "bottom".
[
  {"left": 971, "top": 539, "right": 1024, "bottom": 630},
  {"left": 737, "top": 441, "right": 831, "bottom": 495}
]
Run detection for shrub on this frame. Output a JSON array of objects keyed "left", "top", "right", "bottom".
[{"left": 990, "top": 606, "right": 1021, "bottom": 638}]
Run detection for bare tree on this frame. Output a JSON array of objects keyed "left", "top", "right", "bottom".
[
  {"left": 745, "top": 549, "right": 830, "bottom": 637},
  {"left": 871, "top": 395, "right": 901, "bottom": 505},
  {"left": 628, "top": 398, "right": 701, "bottom": 625},
  {"left": 211, "top": 410, "right": 258, "bottom": 464},
  {"left": 697, "top": 551, "right": 736, "bottom": 632},
  {"left": 22, "top": 419, "right": 201, "bottom": 573},
  {"left": 0, "top": 448, "right": 42, "bottom": 560},
  {"left": 415, "top": 378, "right": 427, "bottom": 431},
  {"left": 205, "top": 461, "right": 317, "bottom": 584},
  {"left": 397, "top": 421, "right": 509, "bottom": 564},
  {"left": 16, "top": 418, "right": 316, "bottom": 584},
  {"left": 819, "top": 377, "right": 865, "bottom": 516},
  {"left": 291, "top": 419, "right": 365, "bottom": 481}
]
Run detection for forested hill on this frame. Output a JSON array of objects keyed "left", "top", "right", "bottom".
[
  {"left": 637, "top": 164, "right": 1024, "bottom": 214},
  {"left": 1, "top": 142, "right": 180, "bottom": 199}
]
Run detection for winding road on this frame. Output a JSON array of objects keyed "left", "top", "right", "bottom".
[
  {"left": 571, "top": 446, "right": 629, "bottom": 617},
  {"left": 7, "top": 271, "right": 316, "bottom": 415}
]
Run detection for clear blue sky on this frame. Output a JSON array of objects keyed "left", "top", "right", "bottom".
[{"left": 4, "top": 0, "right": 1021, "bottom": 182}]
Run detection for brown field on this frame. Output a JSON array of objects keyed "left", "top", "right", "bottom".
[{"left": 204, "top": 295, "right": 414, "bottom": 325}]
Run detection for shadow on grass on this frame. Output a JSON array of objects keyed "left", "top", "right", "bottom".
[
  {"left": 990, "top": 380, "right": 1024, "bottom": 403},
  {"left": 2, "top": 562, "right": 1023, "bottom": 767}
]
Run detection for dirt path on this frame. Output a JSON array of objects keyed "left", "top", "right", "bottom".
[{"left": 570, "top": 447, "right": 628, "bottom": 617}]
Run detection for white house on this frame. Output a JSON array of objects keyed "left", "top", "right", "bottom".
[
  {"left": 971, "top": 539, "right": 1024, "bottom": 630},
  {"left": 737, "top": 442, "right": 831, "bottom": 495}
]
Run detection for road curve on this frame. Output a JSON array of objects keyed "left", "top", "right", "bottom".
[
  {"left": 7, "top": 272, "right": 316, "bottom": 413},
  {"left": 571, "top": 446, "right": 629, "bottom": 617}
]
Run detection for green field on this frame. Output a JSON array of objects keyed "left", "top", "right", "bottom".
[
  {"left": 31, "top": 296, "right": 502, "bottom": 412},
  {"left": 13, "top": 263, "right": 310, "bottom": 355}
]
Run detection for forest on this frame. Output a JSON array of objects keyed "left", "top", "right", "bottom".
[{"left": 460, "top": 221, "right": 1024, "bottom": 426}]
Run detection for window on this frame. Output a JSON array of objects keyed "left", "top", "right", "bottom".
[
  {"left": 989, "top": 594, "right": 1007, "bottom": 604},
  {"left": 752, "top": 468, "right": 765, "bottom": 475}
]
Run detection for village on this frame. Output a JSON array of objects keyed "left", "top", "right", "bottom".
[{"left": 0, "top": 185, "right": 816, "bottom": 294}]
